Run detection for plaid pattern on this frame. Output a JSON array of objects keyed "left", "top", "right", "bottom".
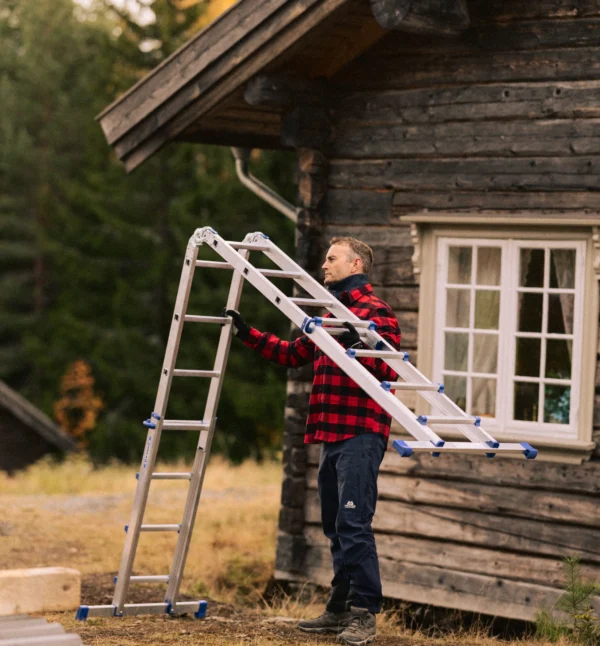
[{"left": 242, "top": 284, "right": 401, "bottom": 444}]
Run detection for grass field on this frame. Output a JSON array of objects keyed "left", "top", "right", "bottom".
[{"left": 0, "top": 455, "right": 573, "bottom": 645}]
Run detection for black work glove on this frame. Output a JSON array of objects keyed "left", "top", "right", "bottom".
[
  {"left": 338, "top": 322, "right": 361, "bottom": 349},
  {"left": 224, "top": 309, "right": 250, "bottom": 341}
]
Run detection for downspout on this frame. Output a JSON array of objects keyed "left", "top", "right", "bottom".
[{"left": 231, "top": 147, "right": 298, "bottom": 223}]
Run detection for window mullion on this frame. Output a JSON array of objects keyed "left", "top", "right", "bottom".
[{"left": 539, "top": 248, "right": 550, "bottom": 424}]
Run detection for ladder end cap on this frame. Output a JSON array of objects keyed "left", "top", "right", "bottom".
[
  {"left": 75, "top": 606, "right": 89, "bottom": 621},
  {"left": 392, "top": 440, "right": 413, "bottom": 458},
  {"left": 381, "top": 381, "right": 391, "bottom": 392},
  {"left": 194, "top": 600, "right": 208, "bottom": 619},
  {"left": 520, "top": 442, "right": 538, "bottom": 460},
  {"left": 486, "top": 453, "right": 497, "bottom": 459},
  {"left": 486, "top": 440, "right": 500, "bottom": 449}
]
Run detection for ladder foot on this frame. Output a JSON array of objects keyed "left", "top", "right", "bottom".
[
  {"left": 486, "top": 453, "right": 496, "bottom": 459},
  {"left": 194, "top": 601, "right": 208, "bottom": 619},
  {"left": 75, "top": 606, "right": 89, "bottom": 621}
]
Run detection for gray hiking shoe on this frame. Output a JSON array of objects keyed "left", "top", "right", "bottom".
[
  {"left": 296, "top": 610, "right": 352, "bottom": 634},
  {"left": 337, "top": 606, "right": 376, "bottom": 645}
]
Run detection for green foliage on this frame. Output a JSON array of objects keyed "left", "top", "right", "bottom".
[
  {"left": 1, "top": 0, "right": 298, "bottom": 463},
  {"left": 535, "top": 555, "right": 600, "bottom": 645}
]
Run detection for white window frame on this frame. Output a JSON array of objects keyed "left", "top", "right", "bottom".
[
  {"left": 414, "top": 225, "right": 598, "bottom": 458},
  {"left": 433, "top": 237, "right": 585, "bottom": 441}
]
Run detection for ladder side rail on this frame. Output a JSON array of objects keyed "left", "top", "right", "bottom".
[
  {"left": 112, "top": 242, "right": 201, "bottom": 613},
  {"left": 358, "top": 333, "right": 498, "bottom": 445},
  {"left": 241, "top": 233, "right": 498, "bottom": 447},
  {"left": 164, "top": 248, "right": 250, "bottom": 605},
  {"left": 249, "top": 236, "right": 365, "bottom": 324},
  {"left": 195, "top": 230, "right": 443, "bottom": 445}
]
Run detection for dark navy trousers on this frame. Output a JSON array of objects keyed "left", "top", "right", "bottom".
[{"left": 318, "top": 433, "right": 387, "bottom": 614}]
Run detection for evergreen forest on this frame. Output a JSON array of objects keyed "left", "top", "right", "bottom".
[{"left": 1, "top": 0, "right": 298, "bottom": 463}]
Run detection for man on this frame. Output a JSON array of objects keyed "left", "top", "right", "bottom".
[{"left": 226, "top": 237, "right": 401, "bottom": 646}]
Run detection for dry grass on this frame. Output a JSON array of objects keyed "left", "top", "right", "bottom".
[{"left": 0, "top": 456, "right": 564, "bottom": 645}]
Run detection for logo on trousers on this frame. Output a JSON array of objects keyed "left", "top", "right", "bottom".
[{"left": 344, "top": 501, "right": 356, "bottom": 509}]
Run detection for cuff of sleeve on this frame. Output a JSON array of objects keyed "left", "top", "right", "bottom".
[{"left": 242, "top": 327, "right": 262, "bottom": 349}]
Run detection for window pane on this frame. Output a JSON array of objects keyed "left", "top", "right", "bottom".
[
  {"left": 444, "top": 375, "right": 466, "bottom": 411},
  {"left": 544, "top": 385, "right": 571, "bottom": 424},
  {"left": 515, "top": 338, "right": 541, "bottom": 377},
  {"left": 471, "top": 378, "right": 496, "bottom": 418},
  {"left": 520, "top": 248, "right": 545, "bottom": 287},
  {"left": 545, "top": 339, "right": 572, "bottom": 380},
  {"left": 549, "top": 249, "right": 575, "bottom": 289},
  {"left": 476, "top": 247, "right": 501, "bottom": 286},
  {"left": 448, "top": 247, "right": 472, "bottom": 284},
  {"left": 474, "top": 291, "right": 500, "bottom": 329},
  {"left": 518, "top": 293, "right": 543, "bottom": 332},
  {"left": 514, "top": 382, "right": 539, "bottom": 422},
  {"left": 446, "top": 289, "right": 470, "bottom": 328},
  {"left": 445, "top": 332, "right": 468, "bottom": 372},
  {"left": 548, "top": 294, "right": 574, "bottom": 335},
  {"left": 473, "top": 334, "right": 498, "bottom": 374}
]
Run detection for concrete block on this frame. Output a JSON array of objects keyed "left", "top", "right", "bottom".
[{"left": 0, "top": 568, "right": 81, "bottom": 616}]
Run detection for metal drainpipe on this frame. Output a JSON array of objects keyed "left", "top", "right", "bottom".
[{"left": 231, "top": 147, "right": 298, "bottom": 223}]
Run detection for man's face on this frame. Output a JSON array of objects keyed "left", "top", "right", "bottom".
[{"left": 322, "top": 244, "right": 361, "bottom": 285}]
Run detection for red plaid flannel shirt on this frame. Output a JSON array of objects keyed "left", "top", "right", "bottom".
[{"left": 242, "top": 284, "right": 401, "bottom": 444}]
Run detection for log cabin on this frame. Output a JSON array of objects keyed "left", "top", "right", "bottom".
[{"left": 97, "top": 0, "right": 600, "bottom": 621}]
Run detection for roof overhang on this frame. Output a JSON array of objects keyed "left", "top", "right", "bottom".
[{"left": 97, "top": 0, "right": 470, "bottom": 171}]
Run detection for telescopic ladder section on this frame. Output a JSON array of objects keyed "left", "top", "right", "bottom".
[{"left": 77, "top": 226, "right": 537, "bottom": 621}]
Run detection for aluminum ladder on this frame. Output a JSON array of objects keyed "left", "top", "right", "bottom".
[{"left": 77, "top": 226, "right": 537, "bottom": 620}]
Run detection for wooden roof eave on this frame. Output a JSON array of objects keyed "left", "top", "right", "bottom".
[
  {"left": 99, "top": 0, "right": 354, "bottom": 172},
  {"left": 0, "top": 381, "right": 76, "bottom": 453}
]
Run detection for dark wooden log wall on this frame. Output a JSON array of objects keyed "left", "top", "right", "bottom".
[{"left": 279, "top": 0, "right": 600, "bottom": 620}]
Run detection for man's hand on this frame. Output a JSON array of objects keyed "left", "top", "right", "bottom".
[
  {"left": 224, "top": 309, "right": 250, "bottom": 341},
  {"left": 338, "top": 322, "right": 361, "bottom": 348}
]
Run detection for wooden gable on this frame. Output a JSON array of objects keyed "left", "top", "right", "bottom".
[{"left": 97, "top": 0, "right": 472, "bottom": 171}]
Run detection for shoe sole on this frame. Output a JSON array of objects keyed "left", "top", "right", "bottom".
[
  {"left": 337, "top": 635, "right": 376, "bottom": 646},
  {"left": 297, "top": 626, "right": 345, "bottom": 634}
]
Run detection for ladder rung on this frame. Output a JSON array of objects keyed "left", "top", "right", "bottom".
[
  {"left": 184, "top": 315, "right": 228, "bottom": 324},
  {"left": 291, "top": 297, "right": 335, "bottom": 307},
  {"left": 227, "top": 241, "right": 270, "bottom": 251},
  {"left": 162, "top": 420, "right": 210, "bottom": 431},
  {"left": 258, "top": 269, "right": 303, "bottom": 278},
  {"left": 319, "top": 319, "right": 373, "bottom": 328},
  {"left": 130, "top": 575, "right": 170, "bottom": 583},
  {"left": 151, "top": 472, "right": 192, "bottom": 480},
  {"left": 350, "top": 349, "right": 409, "bottom": 359},
  {"left": 195, "top": 260, "right": 232, "bottom": 269},
  {"left": 419, "top": 415, "right": 480, "bottom": 426},
  {"left": 172, "top": 370, "right": 221, "bottom": 378},
  {"left": 385, "top": 382, "right": 442, "bottom": 392},
  {"left": 326, "top": 327, "right": 368, "bottom": 337},
  {"left": 140, "top": 524, "right": 181, "bottom": 532}
]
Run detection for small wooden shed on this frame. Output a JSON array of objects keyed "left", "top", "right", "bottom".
[
  {"left": 97, "top": 0, "right": 600, "bottom": 621},
  {"left": 0, "top": 381, "right": 76, "bottom": 472}
]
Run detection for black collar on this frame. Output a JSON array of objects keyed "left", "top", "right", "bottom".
[{"left": 327, "top": 273, "right": 369, "bottom": 299}]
